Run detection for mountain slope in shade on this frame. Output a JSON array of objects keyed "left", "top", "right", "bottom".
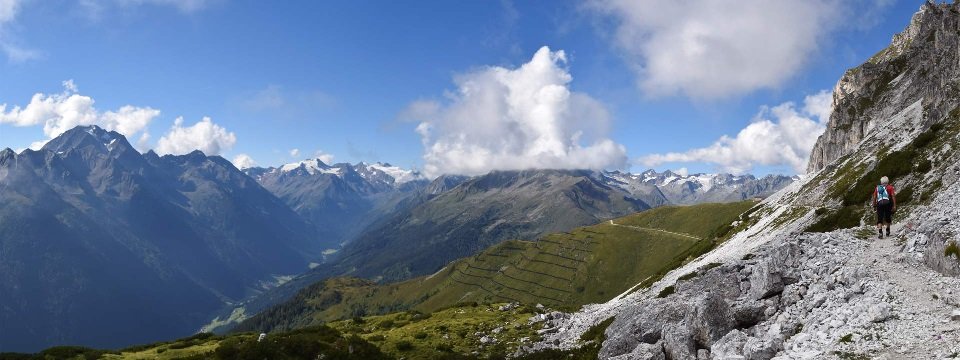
[
  {"left": 0, "top": 126, "right": 322, "bottom": 352},
  {"left": 332, "top": 169, "right": 653, "bottom": 282}
]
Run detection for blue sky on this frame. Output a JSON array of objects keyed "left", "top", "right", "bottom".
[{"left": 0, "top": 0, "right": 925, "bottom": 176}]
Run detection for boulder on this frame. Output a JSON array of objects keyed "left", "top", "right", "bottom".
[
  {"left": 742, "top": 335, "right": 781, "bottom": 360},
  {"left": 690, "top": 293, "right": 736, "bottom": 347},
  {"left": 750, "top": 259, "right": 785, "bottom": 300},
  {"left": 608, "top": 342, "right": 666, "bottom": 360},
  {"left": 662, "top": 322, "right": 695, "bottom": 360},
  {"left": 711, "top": 329, "right": 748, "bottom": 358}
]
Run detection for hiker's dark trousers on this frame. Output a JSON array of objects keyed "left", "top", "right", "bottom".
[{"left": 876, "top": 202, "right": 893, "bottom": 225}]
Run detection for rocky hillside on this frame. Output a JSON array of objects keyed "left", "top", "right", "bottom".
[
  {"left": 0, "top": 126, "right": 322, "bottom": 352},
  {"left": 525, "top": 3, "right": 960, "bottom": 358}
]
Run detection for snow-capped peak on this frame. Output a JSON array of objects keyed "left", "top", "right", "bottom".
[
  {"left": 363, "top": 162, "right": 425, "bottom": 184},
  {"left": 278, "top": 159, "right": 341, "bottom": 176},
  {"left": 271, "top": 159, "right": 424, "bottom": 186}
]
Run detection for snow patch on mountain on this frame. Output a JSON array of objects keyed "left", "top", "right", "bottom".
[
  {"left": 602, "top": 169, "right": 797, "bottom": 205},
  {"left": 278, "top": 159, "right": 341, "bottom": 176},
  {"left": 367, "top": 162, "right": 424, "bottom": 184}
]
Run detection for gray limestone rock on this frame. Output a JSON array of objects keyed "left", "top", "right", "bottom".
[
  {"left": 661, "top": 322, "right": 695, "bottom": 360},
  {"left": 608, "top": 343, "right": 666, "bottom": 360},
  {"left": 710, "top": 329, "right": 748, "bottom": 358},
  {"left": 749, "top": 259, "right": 785, "bottom": 300}
]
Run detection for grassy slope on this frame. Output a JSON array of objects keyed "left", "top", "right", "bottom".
[
  {"left": 237, "top": 200, "right": 759, "bottom": 333},
  {"left": 2, "top": 327, "right": 389, "bottom": 360},
  {"left": 328, "top": 303, "right": 539, "bottom": 360},
  {"left": 0, "top": 305, "right": 532, "bottom": 360}
]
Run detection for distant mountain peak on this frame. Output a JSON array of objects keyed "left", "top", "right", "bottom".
[
  {"left": 264, "top": 158, "right": 425, "bottom": 185},
  {"left": 361, "top": 162, "right": 424, "bottom": 184},
  {"left": 278, "top": 158, "right": 340, "bottom": 176},
  {"left": 0, "top": 148, "right": 14, "bottom": 165},
  {"left": 42, "top": 125, "right": 133, "bottom": 155},
  {"left": 601, "top": 169, "right": 794, "bottom": 205}
]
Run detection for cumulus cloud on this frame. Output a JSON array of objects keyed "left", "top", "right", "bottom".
[
  {"left": 405, "top": 46, "right": 627, "bottom": 177},
  {"left": 289, "top": 148, "right": 300, "bottom": 157},
  {"left": 155, "top": 116, "right": 236, "bottom": 155},
  {"left": 313, "top": 150, "right": 334, "bottom": 164},
  {"left": 0, "top": 80, "right": 160, "bottom": 148},
  {"left": 231, "top": 153, "right": 257, "bottom": 169},
  {"left": 587, "top": 0, "right": 841, "bottom": 99},
  {"left": 639, "top": 90, "right": 833, "bottom": 174}
]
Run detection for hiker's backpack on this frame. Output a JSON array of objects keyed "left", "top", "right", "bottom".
[{"left": 877, "top": 185, "right": 891, "bottom": 205}]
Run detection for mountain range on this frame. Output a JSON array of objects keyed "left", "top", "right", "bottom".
[
  {"left": 205, "top": 167, "right": 794, "bottom": 332},
  {"left": 0, "top": 126, "right": 794, "bottom": 352},
  {"left": 0, "top": 126, "right": 323, "bottom": 351},
  {"left": 243, "top": 160, "right": 430, "bottom": 251},
  {"left": 8, "top": 2, "right": 960, "bottom": 358}
]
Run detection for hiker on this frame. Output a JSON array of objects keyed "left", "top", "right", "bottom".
[{"left": 872, "top": 176, "right": 896, "bottom": 238}]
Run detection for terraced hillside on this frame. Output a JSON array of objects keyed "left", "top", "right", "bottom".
[{"left": 235, "top": 200, "right": 759, "bottom": 333}]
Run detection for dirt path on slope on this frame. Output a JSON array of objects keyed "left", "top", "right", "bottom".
[
  {"left": 847, "top": 224, "right": 960, "bottom": 358},
  {"left": 608, "top": 220, "right": 701, "bottom": 241}
]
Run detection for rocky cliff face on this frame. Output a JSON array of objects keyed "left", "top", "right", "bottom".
[{"left": 808, "top": 2, "right": 960, "bottom": 172}]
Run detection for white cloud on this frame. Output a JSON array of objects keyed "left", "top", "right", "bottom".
[
  {"left": 313, "top": 150, "right": 334, "bottom": 164},
  {"left": 405, "top": 46, "right": 627, "bottom": 177},
  {"left": 27, "top": 139, "right": 47, "bottom": 151},
  {"left": 155, "top": 116, "right": 236, "bottom": 155},
  {"left": 587, "top": 0, "right": 841, "bottom": 99},
  {"left": 640, "top": 90, "right": 833, "bottom": 174},
  {"left": 289, "top": 148, "right": 300, "bottom": 157},
  {"left": 231, "top": 153, "right": 257, "bottom": 169},
  {"left": 0, "top": 0, "right": 19, "bottom": 23},
  {"left": 0, "top": 80, "right": 160, "bottom": 148}
]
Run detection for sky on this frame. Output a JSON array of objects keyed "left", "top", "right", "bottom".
[{"left": 0, "top": 0, "right": 927, "bottom": 177}]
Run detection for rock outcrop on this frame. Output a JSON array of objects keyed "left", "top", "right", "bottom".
[{"left": 808, "top": 1, "right": 960, "bottom": 172}]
